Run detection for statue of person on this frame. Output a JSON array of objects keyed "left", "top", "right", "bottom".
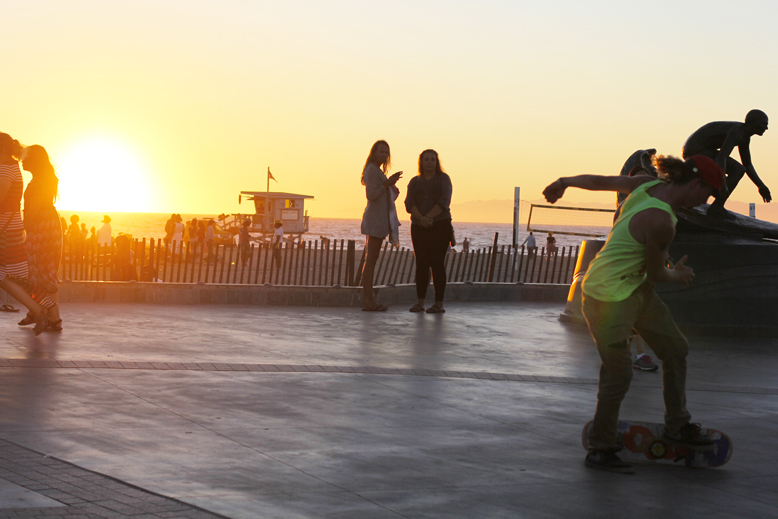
[
  {"left": 682, "top": 109, "right": 770, "bottom": 217},
  {"left": 617, "top": 148, "right": 657, "bottom": 205}
]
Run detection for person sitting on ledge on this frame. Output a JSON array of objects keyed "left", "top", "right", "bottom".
[{"left": 682, "top": 109, "right": 770, "bottom": 218}]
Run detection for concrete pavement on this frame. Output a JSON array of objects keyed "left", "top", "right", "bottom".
[{"left": 1, "top": 301, "right": 777, "bottom": 518}]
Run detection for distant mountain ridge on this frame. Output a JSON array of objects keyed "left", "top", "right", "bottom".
[{"left": 451, "top": 198, "right": 778, "bottom": 225}]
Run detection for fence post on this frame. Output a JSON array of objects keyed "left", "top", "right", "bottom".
[
  {"left": 487, "top": 233, "right": 499, "bottom": 282},
  {"left": 147, "top": 239, "right": 155, "bottom": 282},
  {"left": 336, "top": 239, "right": 345, "bottom": 286},
  {"left": 345, "top": 240, "right": 355, "bottom": 286}
]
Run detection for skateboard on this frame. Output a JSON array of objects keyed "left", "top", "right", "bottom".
[{"left": 582, "top": 420, "right": 732, "bottom": 468}]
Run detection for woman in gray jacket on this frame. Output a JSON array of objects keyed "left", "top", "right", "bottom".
[{"left": 360, "top": 140, "right": 402, "bottom": 311}]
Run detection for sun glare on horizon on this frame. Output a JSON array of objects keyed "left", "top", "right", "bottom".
[{"left": 55, "top": 136, "right": 154, "bottom": 213}]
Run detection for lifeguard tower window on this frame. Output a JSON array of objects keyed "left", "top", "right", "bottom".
[
  {"left": 254, "top": 198, "right": 266, "bottom": 215},
  {"left": 285, "top": 199, "right": 296, "bottom": 208}
]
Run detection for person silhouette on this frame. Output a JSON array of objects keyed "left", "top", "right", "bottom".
[{"left": 682, "top": 110, "right": 770, "bottom": 217}]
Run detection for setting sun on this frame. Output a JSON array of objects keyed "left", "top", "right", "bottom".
[{"left": 55, "top": 136, "right": 155, "bottom": 213}]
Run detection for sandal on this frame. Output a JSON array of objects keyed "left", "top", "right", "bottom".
[
  {"left": 409, "top": 303, "right": 425, "bottom": 313},
  {"left": 33, "top": 313, "right": 50, "bottom": 336},
  {"left": 0, "top": 304, "right": 19, "bottom": 312},
  {"left": 18, "top": 313, "right": 35, "bottom": 326},
  {"left": 362, "top": 304, "right": 388, "bottom": 312},
  {"left": 47, "top": 319, "right": 63, "bottom": 332},
  {"left": 426, "top": 305, "right": 446, "bottom": 314}
]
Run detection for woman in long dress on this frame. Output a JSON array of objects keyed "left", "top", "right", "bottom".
[
  {"left": 0, "top": 132, "right": 48, "bottom": 334},
  {"left": 359, "top": 140, "right": 402, "bottom": 311},
  {"left": 20, "top": 145, "right": 62, "bottom": 329}
]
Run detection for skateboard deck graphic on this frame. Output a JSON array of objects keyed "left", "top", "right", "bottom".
[{"left": 582, "top": 420, "right": 732, "bottom": 468}]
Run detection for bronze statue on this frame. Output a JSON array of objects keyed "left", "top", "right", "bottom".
[
  {"left": 617, "top": 148, "right": 657, "bottom": 205},
  {"left": 682, "top": 110, "right": 770, "bottom": 218}
]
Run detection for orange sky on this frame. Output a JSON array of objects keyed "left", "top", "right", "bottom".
[{"left": 4, "top": 1, "right": 778, "bottom": 222}]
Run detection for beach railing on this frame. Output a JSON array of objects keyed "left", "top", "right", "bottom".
[{"left": 59, "top": 234, "right": 579, "bottom": 286}]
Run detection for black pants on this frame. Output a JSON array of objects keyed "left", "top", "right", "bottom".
[{"left": 411, "top": 220, "right": 451, "bottom": 301}]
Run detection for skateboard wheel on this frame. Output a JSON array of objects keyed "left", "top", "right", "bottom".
[{"left": 648, "top": 440, "right": 667, "bottom": 460}]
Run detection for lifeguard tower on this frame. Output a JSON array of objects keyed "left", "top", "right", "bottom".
[{"left": 222, "top": 191, "right": 314, "bottom": 241}]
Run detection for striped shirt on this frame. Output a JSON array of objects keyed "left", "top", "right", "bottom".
[{"left": 0, "top": 163, "right": 23, "bottom": 212}]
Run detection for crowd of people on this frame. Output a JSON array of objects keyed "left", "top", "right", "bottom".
[
  {"left": 163, "top": 214, "right": 222, "bottom": 264},
  {"left": 63, "top": 214, "right": 112, "bottom": 252}
]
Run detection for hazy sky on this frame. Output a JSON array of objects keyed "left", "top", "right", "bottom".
[{"left": 4, "top": 0, "right": 777, "bottom": 221}]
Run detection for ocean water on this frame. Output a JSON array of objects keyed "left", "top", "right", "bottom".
[{"left": 57, "top": 210, "right": 605, "bottom": 250}]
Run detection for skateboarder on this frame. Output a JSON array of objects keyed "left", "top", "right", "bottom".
[
  {"left": 682, "top": 109, "right": 770, "bottom": 218},
  {"left": 542, "top": 155, "right": 722, "bottom": 473}
]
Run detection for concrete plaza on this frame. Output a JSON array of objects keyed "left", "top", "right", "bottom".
[{"left": 1, "top": 301, "right": 777, "bottom": 518}]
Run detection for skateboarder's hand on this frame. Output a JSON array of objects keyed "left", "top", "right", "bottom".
[
  {"left": 759, "top": 183, "right": 771, "bottom": 203},
  {"left": 670, "top": 255, "right": 694, "bottom": 288},
  {"left": 543, "top": 179, "right": 566, "bottom": 204}
]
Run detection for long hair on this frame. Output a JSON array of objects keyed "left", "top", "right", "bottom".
[
  {"left": 417, "top": 149, "right": 445, "bottom": 176},
  {"left": 23, "top": 145, "right": 59, "bottom": 203},
  {"left": 0, "top": 132, "right": 24, "bottom": 161},
  {"left": 654, "top": 155, "right": 700, "bottom": 185},
  {"left": 361, "top": 140, "right": 391, "bottom": 185}
]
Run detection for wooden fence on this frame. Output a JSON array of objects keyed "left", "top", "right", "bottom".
[{"left": 60, "top": 236, "right": 580, "bottom": 286}]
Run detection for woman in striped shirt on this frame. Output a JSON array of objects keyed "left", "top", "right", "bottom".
[{"left": 0, "top": 132, "right": 48, "bottom": 334}]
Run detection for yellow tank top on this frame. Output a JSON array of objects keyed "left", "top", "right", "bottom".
[{"left": 582, "top": 180, "right": 676, "bottom": 302}]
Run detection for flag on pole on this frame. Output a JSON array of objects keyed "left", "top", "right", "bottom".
[{"left": 268, "top": 167, "right": 277, "bottom": 182}]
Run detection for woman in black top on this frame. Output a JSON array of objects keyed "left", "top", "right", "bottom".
[{"left": 404, "top": 149, "right": 453, "bottom": 313}]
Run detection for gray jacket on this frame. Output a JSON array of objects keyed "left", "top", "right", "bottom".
[{"left": 361, "top": 163, "right": 399, "bottom": 239}]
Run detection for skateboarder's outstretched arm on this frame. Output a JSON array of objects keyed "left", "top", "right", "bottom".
[{"left": 542, "top": 175, "right": 653, "bottom": 204}]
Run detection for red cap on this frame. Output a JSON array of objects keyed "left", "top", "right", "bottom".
[{"left": 688, "top": 155, "right": 725, "bottom": 191}]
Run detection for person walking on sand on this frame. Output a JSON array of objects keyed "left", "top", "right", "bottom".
[
  {"left": 205, "top": 219, "right": 216, "bottom": 264},
  {"left": 0, "top": 133, "right": 49, "bottom": 334},
  {"left": 546, "top": 232, "right": 557, "bottom": 257},
  {"left": 187, "top": 218, "right": 199, "bottom": 263},
  {"left": 405, "top": 149, "right": 453, "bottom": 314},
  {"left": 67, "top": 214, "right": 83, "bottom": 260},
  {"left": 164, "top": 214, "right": 175, "bottom": 246},
  {"left": 171, "top": 214, "right": 184, "bottom": 253},
  {"left": 521, "top": 232, "right": 537, "bottom": 257},
  {"left": 272, "top": 220, "right": 284, "bottom": 267},
  {"left": 97, "top": 215, "right": 112, "bottom": 249},
  {"left": 542, "top": 154, "right": 722, "bottom": 474},
  {"left": 360, "top": 140, "right": 402, "bottom": 312},
  {"left": 19, "top": 145, "right": 63, "bottom": 331},
  {"left": 239, "top": 218, "right": 251, "bottom": 267}
]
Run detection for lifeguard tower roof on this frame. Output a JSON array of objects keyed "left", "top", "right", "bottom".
[{"left": 240, "top": 191, "right": 314, "bottom": 199}]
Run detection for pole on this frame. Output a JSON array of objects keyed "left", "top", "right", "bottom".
[
  {"left": 512, "top": 187, "right": 520, "bottom": 248},
  {"left": 266, "top": 167, "right": 270, "bottom": 234}
]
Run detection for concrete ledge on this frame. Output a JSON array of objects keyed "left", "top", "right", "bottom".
[{"left": 0, "top": 281, "right": 570, "bottom": 307}]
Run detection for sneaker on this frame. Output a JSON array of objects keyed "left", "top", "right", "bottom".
[
  {"left": 633, "top": 355, "right": 659, "bottom": 371},
  {"left": 662, "top": 423, "right": 715, "bottom": 451},
  {"left": 584, "top": 450, "right": 634, "bottom": 474}
]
